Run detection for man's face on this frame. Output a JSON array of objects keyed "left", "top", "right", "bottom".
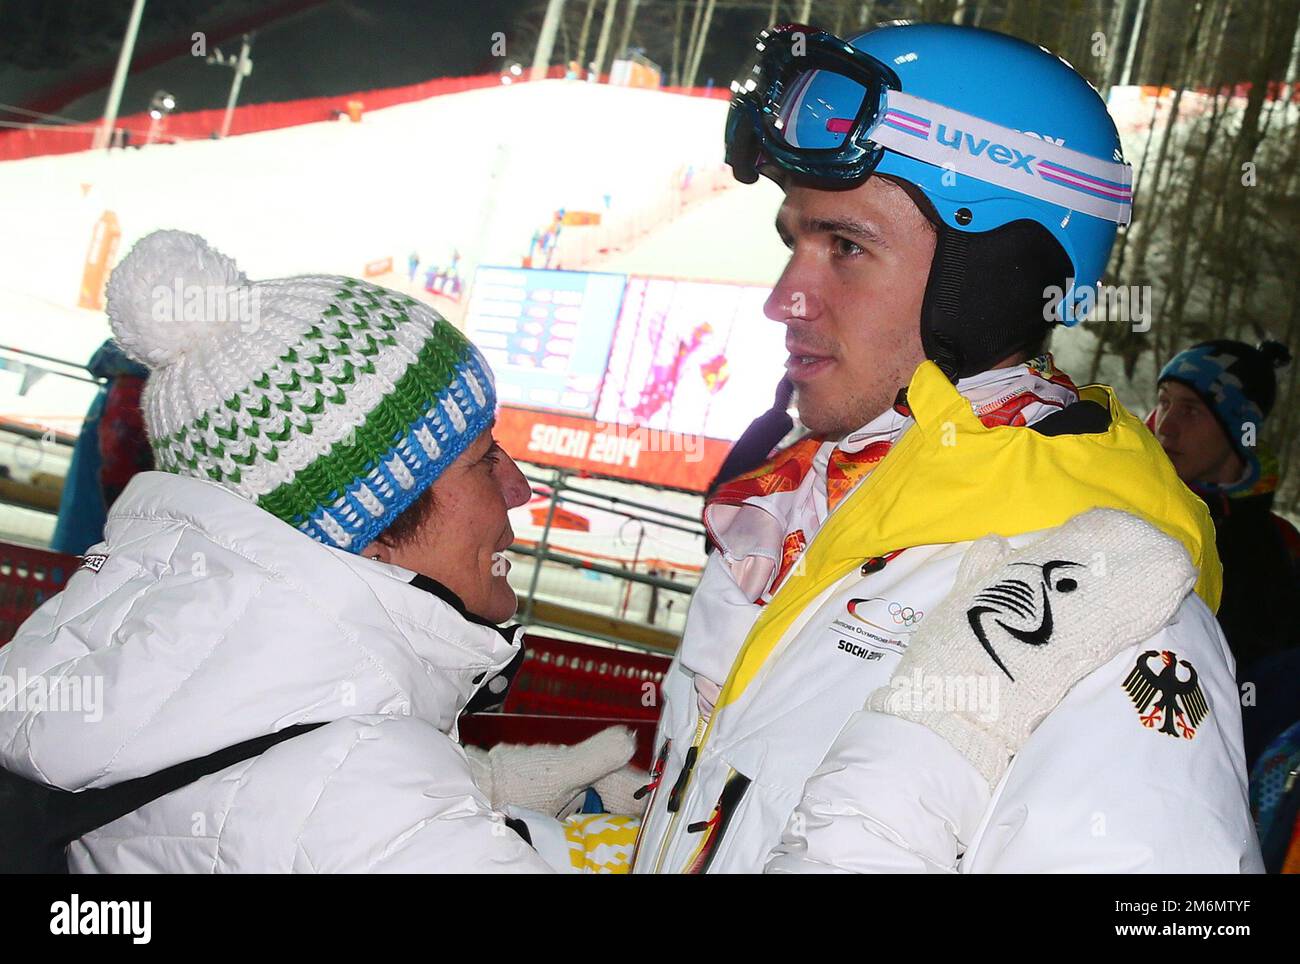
[
  {"left": 1153, "top": 381, "right": 1243, "bottom": 486},
  {"left": 765, "top": 175, "right": 936, "bottom": 438},
  {"left": 370, "top": 427, "right": 531, "bottom": 622}
]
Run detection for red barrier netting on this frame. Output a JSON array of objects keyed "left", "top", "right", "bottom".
[
  {"left": 0, "top": 544, "right": 80, "bottom": 645},
  {"left": 503, "top": 634, "right": 669, "bottom": 721}
]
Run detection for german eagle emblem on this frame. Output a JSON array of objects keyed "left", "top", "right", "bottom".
[{"left": 1122, "top": 650, "right": 1209, "bottom": 739}]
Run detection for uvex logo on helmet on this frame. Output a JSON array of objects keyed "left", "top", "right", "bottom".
[{"left": 933, "top": 125, "right": 1037, "bottom": 173}]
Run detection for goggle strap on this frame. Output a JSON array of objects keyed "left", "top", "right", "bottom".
[{"left": 870, "top": 90, "right": 1133, "bottom": 226}]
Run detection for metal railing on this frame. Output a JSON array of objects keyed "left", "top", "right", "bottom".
[
  {"left": 509, "top": 468, "right": 705, "bottom": 654},
  {"left": 0, "top": 347, "right": 92, "bottom": 545}
]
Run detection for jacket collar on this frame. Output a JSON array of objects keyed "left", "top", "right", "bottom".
[
  {"left": 0, "top": 472, "right": 527, "bottom": 787},
  {"left": 407, "top": 573, "right": 520, "bottom": 646},
  {"left": 108, "top": 472, "right": 521, "bottom": 731}
]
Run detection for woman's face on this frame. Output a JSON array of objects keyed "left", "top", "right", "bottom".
[{"left": 367, "top": 425, "right": 531, "bottom": 622}]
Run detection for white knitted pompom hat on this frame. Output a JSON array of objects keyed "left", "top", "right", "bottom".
[{"left": 105, "top": 229, "right": 497, "bottom": 553}]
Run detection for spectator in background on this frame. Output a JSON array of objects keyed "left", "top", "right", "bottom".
[
  {"left": 50, "top": 339, "right": 152, "bottom": 555},
  {"left": 1153, "top": 339, "right": 1299, "bottom": 670},
  {"left": 1153, "top": 339, "right": 1300, "bottom": 771}
]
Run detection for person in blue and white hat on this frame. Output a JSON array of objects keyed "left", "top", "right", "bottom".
[
  {"left": 1153, "top": 340, "right": 1298, "bottom": 758},
  {"left": 1155, "top": 339, "right": 1292, "bottom": 499},
  {"left": 632, "top": 21, "right": 1261, "bottom": 874}
]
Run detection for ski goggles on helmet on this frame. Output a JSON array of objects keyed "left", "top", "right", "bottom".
[
  {"left": 725, "top": 24, "right": 1133, "bottom": 225},
  {"left": 725, "top": 25, "right": 902, "bottom": 187}
]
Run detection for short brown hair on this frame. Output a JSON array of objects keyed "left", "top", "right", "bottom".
[{"left": 376, "top": 484, "right": 439, "bottom": 548}]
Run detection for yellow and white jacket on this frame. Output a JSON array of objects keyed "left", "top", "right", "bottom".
[{"left": 632, "top": 362, "right": 1262, "bottom": 874}]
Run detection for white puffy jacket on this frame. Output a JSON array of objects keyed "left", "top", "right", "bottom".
[
  {"left": 0, "top": 471, "right": 555, "bottom": 873},
  {"left": 634, "top": 535, "right": 1263, "bottom": 878},
  {"left": 633, "top": 365, "right": 1263, "bottom": 874},
  {"left": 634, "top": 538, "right": 1263, "bottom": 874}
]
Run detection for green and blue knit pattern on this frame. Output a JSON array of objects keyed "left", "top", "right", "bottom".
[{"left": 147, "top": 277, "right": 496, "bottom": 552}]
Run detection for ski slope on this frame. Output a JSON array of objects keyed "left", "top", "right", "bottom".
[
  {"left": 0, "top": 79, "right": 1227, "bottom": 432},
  {"left": 0, "top": 79, "right": 735, "bottom": 385}
]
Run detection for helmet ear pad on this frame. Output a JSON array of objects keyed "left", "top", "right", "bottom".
[
  {"left": 921, "top": 219, "right": 1073, "bottom": 380},
  {"left": 877, "top": 174, "right": 1072, "bottom": 380}
]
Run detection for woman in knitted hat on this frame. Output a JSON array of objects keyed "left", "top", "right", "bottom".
[
  {"left": 1152, "top": 339, "right": 1299, "bottom": 707},
  {"left": 0, "top": 231, "right": 639, "bottom": 873}
]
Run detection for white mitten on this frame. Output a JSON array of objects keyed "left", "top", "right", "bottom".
[
  {"left": 464, "top": 726, "right": 638, "bottom": 816},
  {"left": 865, "top": 508, "right": 1197, "bottom": 787},
  {"left": 591, "top": 764, "right": 650, "bottom": 816}
]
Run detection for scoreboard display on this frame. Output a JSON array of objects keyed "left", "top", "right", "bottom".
[
  {"left": 464, "top": 266, "right": 789, "bottom": 491},
  {"left": 464, "top": 267, "right": 627, "bottom": 416}
]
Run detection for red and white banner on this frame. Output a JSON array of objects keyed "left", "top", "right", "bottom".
[{"left": 496, "top": 406, "right": 731, "bottom": 492}]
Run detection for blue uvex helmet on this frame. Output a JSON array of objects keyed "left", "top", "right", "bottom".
[{"left": 726, "top": 22, "right": 1133, "bottom": 377}]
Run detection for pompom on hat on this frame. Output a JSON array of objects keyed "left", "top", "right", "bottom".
[{"left": 105, "top": 229, "right": 497, "bottom": 553}]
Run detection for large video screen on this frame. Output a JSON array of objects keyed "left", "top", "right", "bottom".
[
  {"left": 464, "top": 267, "right": 627, "bottom": 416},
  {"left": 465, "top": 267, "right": 787, "bottom": 443},
  {"left": 592, "top": 275, "right": 786, "bottom": 441}
]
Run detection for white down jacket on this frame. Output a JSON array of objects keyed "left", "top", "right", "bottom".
[
  {"left": 634, "top": 540, "right": 1263, "bottom": 874},
  {"left": 0, "top": 471, "right": 555, "bottom": 873}
]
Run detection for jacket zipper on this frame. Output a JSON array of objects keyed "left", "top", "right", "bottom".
[
  {"left": 682, "top": 768, "right": 752, "bottom": 874},
  {"left": 649, "top": 550, "right": 903, "bottom": 873},
  {"left": 649, "top": 714, "right": 708, "bottom": 874},
  {"left": 629, "top": 738, "right": 672, "bottom": 869}
]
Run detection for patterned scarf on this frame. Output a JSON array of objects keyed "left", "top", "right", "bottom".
[{"left": 705, "top": 355, "right": 1080, "bottom": 605}]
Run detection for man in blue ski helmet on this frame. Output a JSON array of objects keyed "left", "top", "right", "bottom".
[
  {"left": 632, "top": 22, "right": 1258, "bottom": 874},
  {"left": 725, "top": 20, "right": 1133, "bottom": 434}
]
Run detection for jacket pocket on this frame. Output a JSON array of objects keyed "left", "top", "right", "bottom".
[{"left": 682, "top": 768, "right": 752, "bottom": 874}]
